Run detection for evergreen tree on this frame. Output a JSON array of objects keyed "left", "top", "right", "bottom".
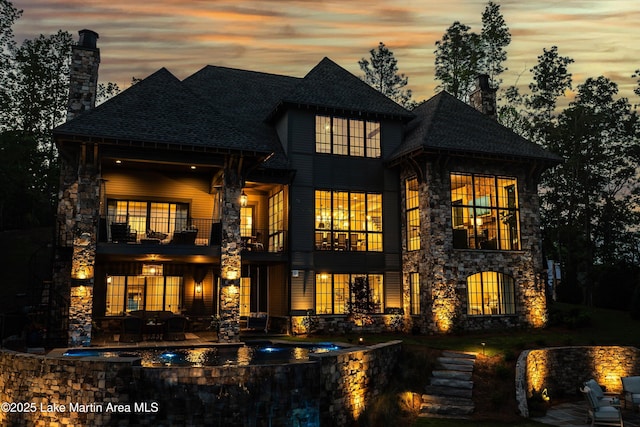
[
  {"left": 480, "top": 1, "right": 511, "bottom": 87},
  {"left": 359, "top": 42, "right": 415, "bottom": 109}
]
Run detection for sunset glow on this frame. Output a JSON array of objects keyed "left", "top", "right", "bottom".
[{"left": 12, "top": 0, "right": 640, "bottom": 102}]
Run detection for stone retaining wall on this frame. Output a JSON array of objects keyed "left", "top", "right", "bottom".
[
  {"left": 516, "top": 346, "right": 640, "bottom": 417},
  {"left": 0, "top": 340, "right": 401, "bottom": 426}
]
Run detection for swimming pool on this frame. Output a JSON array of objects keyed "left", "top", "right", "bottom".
[{"left": 62, "top": 341, "right": 344, "bottom": 367}]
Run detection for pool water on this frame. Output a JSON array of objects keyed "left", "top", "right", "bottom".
[{"left": 62, "top": 342, "right": 343, "bottom": 367}]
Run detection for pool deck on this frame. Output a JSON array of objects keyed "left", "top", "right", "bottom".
[{"left": 533, "top": 401, "right": 640, "bottom": 427}]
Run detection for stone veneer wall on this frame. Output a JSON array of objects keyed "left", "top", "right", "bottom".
[
  {"left": 516, "top": 346, "right": 640, "bottom": 417},
  {"left": 399, "top": 159, "right": 547, "bottom": 334},
  {"left": 0, "top": 341, "right": 401, "bottom": 427}
]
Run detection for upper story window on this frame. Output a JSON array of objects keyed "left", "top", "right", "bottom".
[
  {"left": 315, "top": 115, "right": 380, "bottom": 158},
  {"left": 450, "top": 173, "right": 520, "bottom": 250},
  {"left": 268, "top": 190, "right": 285, "bottom": 252},
  {"left": 405, "top": 177, "right": 420, "bottom": 251},
  {"left": 315, "top": 190, "right": 382, "bottom": 252}
]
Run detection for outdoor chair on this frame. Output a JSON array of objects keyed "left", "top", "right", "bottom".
[
  {"left": 581, "top": 386, "right": 624, "bottom": 427},
  {"left": 119, "top": 316, "right": 143, "bottom": 343},
  {"left": 246, "top": 312, "right": 268, "bottom": 333},
  {"left": 584, "top": 379, "right": 620, "bottom": 407},
  {"left": 622, "top": 376, "right": 640, "bottom": 410},
  {"left": 111, "top": 222, "right": 137, "bottom": 243},
  {"left": 163, "top": 315, "right": 187, "bottom": 341}
]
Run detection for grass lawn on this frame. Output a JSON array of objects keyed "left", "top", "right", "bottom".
[{"left": 284, "top": 303, "right": 640, "bottom": 426}]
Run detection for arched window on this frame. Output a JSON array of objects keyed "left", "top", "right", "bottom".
[{"left": 466, "top": 272, "right": 515, "bottom": 315}]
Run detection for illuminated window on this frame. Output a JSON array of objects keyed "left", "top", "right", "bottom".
[
  {"left": 405, "top": 177, "right": 420, "bottom": 251},
  {"left": 107, "top": 200, "right": 189, "bottom": 242},
  {"left": 240, "top": 277, "right": 251, "bottom": 317},
  {"left": 315, "top": 273, "right": 383, "bottom": 315},
  {"left": 240, "top": 207, "right": 253, "bottom": 237},
  {"left": 315, "top": 115, "right": 381, "bottom": 158},
  {"left": 409, "top": 272, "right": 420, "bottom": 315},
  {"left": 314, "top": 190, "right": 382, "bottom": 252},
  {"left": 268, "top": 190, "right": 285, "bottom": 252},
  {"left": 450, "top": 173, "right": 520, "bottom": 250},
  {"left": 106, "top": 275, "right": 183, "bottom": 315},
  {"left": 467, "top": 272, "right": 515, "bottom": 316}
]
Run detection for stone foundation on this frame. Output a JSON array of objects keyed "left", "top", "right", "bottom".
[{"left": 0, "top": 341, "right": 401, "bottom": 426}]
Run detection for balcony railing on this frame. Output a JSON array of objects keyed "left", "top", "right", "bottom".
[
  {"left": 242, "top": 229, "right": 287, "bottom": 253},
  {"left": 101, "top": 218, "right": 287, "bottom": 252},
  {"left": 101, "top": 217, "right": 218, "bottom": 246}
]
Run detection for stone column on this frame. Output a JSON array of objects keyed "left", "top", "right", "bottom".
[
  {"left": 218, "top": 164, "right": 243, "bottom": 342},
  {"left": 68, "top": 166, "right": 100, "bottom": 347}
]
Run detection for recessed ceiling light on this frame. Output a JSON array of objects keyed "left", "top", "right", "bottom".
[
  {"left": 115, "top": 160, "right": 122, "bottom": 164},
  {"left": 190, "top": 165, "right": 196, "bottom": 170}
]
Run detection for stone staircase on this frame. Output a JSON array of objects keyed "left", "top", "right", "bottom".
[{"left": 419, "top": 350, "right": 476, "bottom": 418}]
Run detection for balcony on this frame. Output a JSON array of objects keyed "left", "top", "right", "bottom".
[
  {"left": 241, "top": 229, "right": 287, "bottom": 253},
  {"left": 100, "top": 217, "right": 219, "bottom": 246}
]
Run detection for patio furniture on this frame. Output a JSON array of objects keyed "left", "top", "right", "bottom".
[
  {"left": 163, "top": 315, "right": 187, "bottom": 341},
  {"left": 622, "top": 376, "right": 640, "bottom": 409},
  {"left": 119, "top": 316, "right": 143, "bottom": 343},
  {"left": 581, "top": 386, "right": 624, "bottom": 427},
  {"left": 111, "top": 222, "right": 137, "bottom": 243},
  {"left": 171, "top": 228, "right": 198, "bottom": 245},
  {"left": 246, "top": 312, "right": 268, "bottom": 333},
  {"left": 584, "top": 379, "right": 620, "bottom": 407}
]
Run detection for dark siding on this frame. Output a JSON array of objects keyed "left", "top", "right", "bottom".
[{"left": 385, "top": 271, "right": 401, "bottom": 309}]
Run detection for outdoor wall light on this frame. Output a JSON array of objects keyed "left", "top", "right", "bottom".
[
  {"left": 240, "top": 191, "right": 248, "bottom": 207},
  {"left": 195, "top": 283, "right": 203, "bottom": 294}
]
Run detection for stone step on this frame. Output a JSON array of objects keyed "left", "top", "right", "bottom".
[
  {"left": 430, "top": 377, "right": 473, "bottom": 389},
  {"left": 422, "top": 394, "right": 474, "bottom": 407},
  {"left": 420, "top": 401, "right": 475, "bottom": 416},
  {"left": 441, "top": 351, "right": 476, "bottom": 360},
  {"left": 437, "top": 356, "right": 475, "bottom": 366},
  {"left": 432, "top": 370, "right": 472, "bottom": 381},
  {"left": 424, "top": 385, "right": 473, "bottom": 399},
  {"left": 437, "top": 362, "right": 474, "bottom": 372}
]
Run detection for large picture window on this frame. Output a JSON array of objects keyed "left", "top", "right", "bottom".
[
  {"left": 315, "top": 115, "right": 380, "bottom": 158},
  {"left": 268, "top": 190, "right": 285, "bottom": 252},
  {"left": 315, "top": 273, "right": 384, "bottom": 315},
  {"left": 107, "top": 200, "right": 189, "bottom": 242},
  {"left": 466, "top": 272, "right": 515, "bottom": 316},
  {"left": 405, "top": 177, "right": 420, "bottom": 251},
  {"left": 105, "top": 275, "right": 182, "bottom": 316},
  {"left": 315, "top": 190, "right": 382, "bottom": 252},
  {"left": 450, "top": 173, "right": 520, "bottom": 250}
]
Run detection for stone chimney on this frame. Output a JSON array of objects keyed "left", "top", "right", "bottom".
[
  {"left": 67, "top": 29, "right": 100, "bottom": 121},
  {"left": 469, "top": 74, "right": 497, "bottom": 119}
]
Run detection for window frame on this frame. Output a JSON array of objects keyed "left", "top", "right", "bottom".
[
  {"left": 466, "top": 271, "right": 516, "bottom": 316},
  {"left": 315, "top": 115, "right": 381, "bottom": 158},
  {"left": 450, "top": 173, "right": 521, "bottom": 250},
  {"left": 314, "top": 190, "right": 383, "bottom": 252},
  {"left": 105, "top": 275, "right": 183, "bottom": 316},
  {"left": 315, "top": 273, "right": 384, "bottom": 315},
  {"left": 409, "top": 272, "right": 420, "bottom": 315},
  {"left": 107, "top": 199, "right": 189, "bottom": 241},
  {"left": 405, "top": 177, "right": 420, "bottom": 251}
]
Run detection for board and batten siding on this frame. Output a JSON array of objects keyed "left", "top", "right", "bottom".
[
  {"left": 102, "top": 169, "right": 215, "bottom": 221},
  {"left": 290, "top": 269, "right": 314, "bottom": 312}
]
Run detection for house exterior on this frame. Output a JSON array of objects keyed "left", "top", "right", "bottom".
[{"left": 53, "top": 30, "right": 560, "bottom": 346}]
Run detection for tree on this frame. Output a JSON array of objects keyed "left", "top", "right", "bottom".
[
  {"left": 0, "top": 0, "right": 22, "bottom": 130},
  {"left": 359, "top": 42, "right": 415, "bottom": 108},
  {"left": 479, "top": 1, "right": 511, "bottom": 87},
  {"left": 434, "top": 21, "right": 481, "bottom": 100},
  {"left": 541, "top": 77, "right": 639, "bottom": 305},
  {"left": 434, "top": 2, "right": 510, "bottom": 101}
]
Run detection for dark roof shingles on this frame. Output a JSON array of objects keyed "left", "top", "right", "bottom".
[{"left": 392, "top": 92, "right": 562, "bottom": 163}]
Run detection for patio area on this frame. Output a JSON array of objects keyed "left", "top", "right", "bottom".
[{"left": 533, "top": 401, "right": 640, "bottom": 427}]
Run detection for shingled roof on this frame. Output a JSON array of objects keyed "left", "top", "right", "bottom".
[
  {"left": 54, "top": 57, "right": 412, "bottom": 167},
  {"left": 390, "top": 91, "right": 562, "bottom": 164},
  {"left": 270, "top": 57, "right": 413, "bottom": 122},
  {"left": 55, "top": 68, "right": 270, "bottom": 154}
]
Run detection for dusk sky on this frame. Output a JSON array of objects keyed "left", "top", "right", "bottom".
[{"left": 11, "top": 0, "right": 640, "bottom": 104}]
